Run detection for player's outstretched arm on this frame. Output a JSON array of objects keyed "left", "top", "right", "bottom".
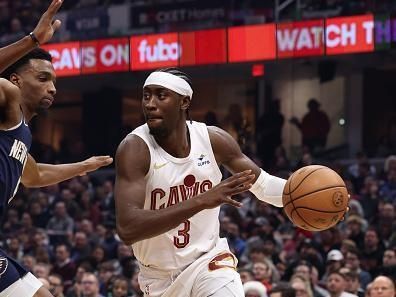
[
  {"left": 208, "top": 126, "right": 286, "bottom": 207},
  {"left": 0, "top": 0, "right": 63, "bottom": 74},
  {"left": 114, "top": 135, "right": 255, "bottom": 245},
  {"left": 21, "top": 154, "right": 113, "bottom": 188}
]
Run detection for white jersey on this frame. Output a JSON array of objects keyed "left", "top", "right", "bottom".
[{"left": 130, "top": 121, "right": 223, "bottom": 272}]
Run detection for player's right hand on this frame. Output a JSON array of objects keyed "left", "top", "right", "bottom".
[
  {"left": 196, "top": 170, "right": 255, "bottom": 209},
  {"left": 33, "top": 0, "right": 63, "bottom": 45}
]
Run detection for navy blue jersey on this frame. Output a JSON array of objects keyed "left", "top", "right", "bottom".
[{"left": 0, "top": 118, "right": 31, "bottom": 219}]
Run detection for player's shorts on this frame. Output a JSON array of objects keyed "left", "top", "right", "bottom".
[
  {"left": 138, "top": 238, "right": 244, "bottom": 297},
  {"left": 0, "top": 248, "right": 42, "bottom": 297}
]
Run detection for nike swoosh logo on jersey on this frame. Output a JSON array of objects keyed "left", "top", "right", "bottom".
[{"left": 153, "top": 162, "right": 169, "bottom": 169}]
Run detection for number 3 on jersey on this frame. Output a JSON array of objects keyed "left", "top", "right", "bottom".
[{"left": 174, "top": 220, "right": 190, "bottom": 248}]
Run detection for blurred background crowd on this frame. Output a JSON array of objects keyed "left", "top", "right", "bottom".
[{"left": 1, "top": 0, "right": 396, "bottom": 297}]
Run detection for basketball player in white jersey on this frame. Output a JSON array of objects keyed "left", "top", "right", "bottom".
[{"left": 114, "top": 68, "right": 287, "bottom": 297}]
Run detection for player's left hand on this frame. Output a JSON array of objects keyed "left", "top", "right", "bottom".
[
  {"left": 33, "top": 0, "right": 63, "bottom": 45},
  {"left": 79, "top": 156, "right": 113, "bottom": 176}
]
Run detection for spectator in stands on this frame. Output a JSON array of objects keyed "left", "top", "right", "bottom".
[
  {"left": 60, "top": 188, "right": 82, "bottom": 219},
  {"left": 257, "top": 99, "right": 285, "bottom": 168},
  {"left": 222, "top": 103, "right": 252, "bottom": 154},
  {"left": 347, "top": 152, "right": 376, "bottom": 179},
  {"left": 339, "top": 268, "right": 364, "bottom": 297},
  {"left": 130, "top": 269, "right": 143, "bottom": 297},
  {"left": 71, "top": 231, "right": 92, "bottom": 264},
  {"left": 361, "top": 228, "right": 385, "bottom": 277},
  {"left": 294, "top": 262, "right": 326, "bottom": 297},
  {"left": 21, "top": 254, "right": 36, "bottom": 271},
  {"left": 244, "top": 281, "right": 268, "bottom": 297},
  {"left": 79, "top": 190, "right": 101, "bottom": 226},
  {"left": 49, "top": 273, "right": 65, "bottom": 297},
  {"left": 311, "top": 266, "right": 328, "bottom": 297},
  {"left": 270, "top": 282, "right": 296, "bottom": 297},
  {"left": 81, "top": 272, "right": 104, "bottom": 297},
  {"left": 33, "top": 262, "right": 51, "bottom": 279},
  {"left": 52, "top": 243, "right": 77, "bottom": 292},
  {"left": 345, "top": 215, "right": 365, "bottom": 249},
  {"left": 107, "top": 275, "right": 129, "bottom": 297},
  {"left": 224, "top": 221, "right": 246, "bottom": 258},
  {"left": 89, "top": 245, "right": 106, "bottom": 271},
  {"left": 344, "top": 248, "right": 371, "bottom": 289},
  {"left": 253, "top": 259, "right": 277, "bottom": 291},
  {"left": 380, "top": 247, "right": 396, "bottom": 280},
  {"left": 98, "top": 179, "right": 115, "bottom": 222},
  {"left": 359, "top": 177, "right": 380, "bottom": 221},
  {"left": 322, "top": 250, "right": 344, "bottom": 283},
  {"left": 47, "top": 201, "right": 74, "bottom": 245},
  {"left": 370, "top": 276, "right": 395, "bottom": 297},
  {"left": 291, "top": 274, "right": 313, "bottom": 297},
  {"left": 290, "top": 98, "right": 330, "bottom": 153},
  {"left": 239, "top": 268, "right": 255, "bottom": 284},
  {"left": 65, "top": 261, "right": 93, "bottom": 297},
  {"left": 379, "top": 168, "right": 396, "bottom": 202},
  {"left": 97, "top": 260, "right": 117, "bottom": 296},
  {"left": 0, "top": 17, "right": 25, "bottom": 44},
  {"left": 30, "top": 200, "right": 50, "bottom": 228},
  {"left": 375, "top": 203, "right": 395, "bottom": 244},
  {"left": 6, "top": 237, "right": 23, "bottom": 261},
  {"left": 326, "top": 270, "right": 358, "bottom": 297}
]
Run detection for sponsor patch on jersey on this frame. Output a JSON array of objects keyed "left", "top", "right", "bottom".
[
  {"left": 208, "top": 252, "right": 237, "bottom": 271},
  {"left": 0, "top": 257, "right": 8, "bottom": 277},
  {"left": 197, "top": 154, "right": 210, "bottom": 166}
]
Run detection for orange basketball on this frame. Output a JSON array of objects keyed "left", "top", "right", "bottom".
[{"left": 282, "top": 165, "right": 349, "bottom": 232}]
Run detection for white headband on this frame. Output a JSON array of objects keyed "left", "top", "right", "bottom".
[{"left": 143, "top": 71, "right": 193, "bottom": 99}]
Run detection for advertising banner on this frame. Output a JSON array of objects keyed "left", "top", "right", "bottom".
[
  {"left": 325, "top": 14, "right": 374, "bottom": 55},
  {"left": 277, "top": 19, "right": 325, "bottom": 58},
  {"left": 42, "top": 42, "right": 81, "bottom": 77},
  {"left": 228, "top": 24, "right": 276, "bottom": 62},
  {"left": 130, "top": 33, "right": 179, "bottom": 70},
  {"left": 81, "top": 38, "right": 130, "bottom": 74},
  {"left": 179, "top": 29, "right": 227, "bottom": 66}
]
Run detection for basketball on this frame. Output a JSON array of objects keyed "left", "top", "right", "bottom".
[{"left": 282, "top": 165, "right": 349, "bottom": 231}]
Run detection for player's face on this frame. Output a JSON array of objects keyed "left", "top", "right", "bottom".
[
  {"left": 142, "top": 85, "right": 186, "bottom": 137},
  {"left": 16, "top": 59, "right": 56, "bottom": 114}
]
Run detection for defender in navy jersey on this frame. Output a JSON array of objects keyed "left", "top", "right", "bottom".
[{"left": 0, "top": 1, "right": 112, "bottom": 297}]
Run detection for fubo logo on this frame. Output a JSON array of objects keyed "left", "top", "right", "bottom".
[
  {"left": 131, "top": 33, "right": 180, "bottom": 70},
  {"left": 138, "top": 38, "right": 181, "bottom": 63}
]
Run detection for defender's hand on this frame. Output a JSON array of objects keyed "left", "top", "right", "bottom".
[
  {"left": 33, "top": 0, "right": 63, "bottom": 45},
  {"left": 79, "top": 156, "right": 113, "bottom": 176},
  {"left": 196, "top": 170, "right": 255, "bottom": 209}
]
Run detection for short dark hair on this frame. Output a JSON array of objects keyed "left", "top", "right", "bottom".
[
  {"left": 1, "top": 48, "right": 52, "bottom": 80},
  {"left": 157, "top": 67, "right": 193, "bottom": 89},
  {"left": 270, "top": 282, "right": 296, "bottom": 297}
]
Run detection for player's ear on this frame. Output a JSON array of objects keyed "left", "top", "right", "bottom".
[
  {"left": 9, "top": 73, "right": 21, "bottom": 87},
  {"left": 180, "top": 95, "right": 191, "bottom": 111}
]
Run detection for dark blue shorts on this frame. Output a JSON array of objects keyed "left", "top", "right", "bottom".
[{"left": 0, "top": 247, "right": 29, "bottom": 292}]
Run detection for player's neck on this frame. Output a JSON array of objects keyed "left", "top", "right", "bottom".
[
  {"left": 20, "top": 104, "right": 34, "bottom": 122},
  {"left": 155, "top": 122, "right": 190, "bottom": 158}
]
